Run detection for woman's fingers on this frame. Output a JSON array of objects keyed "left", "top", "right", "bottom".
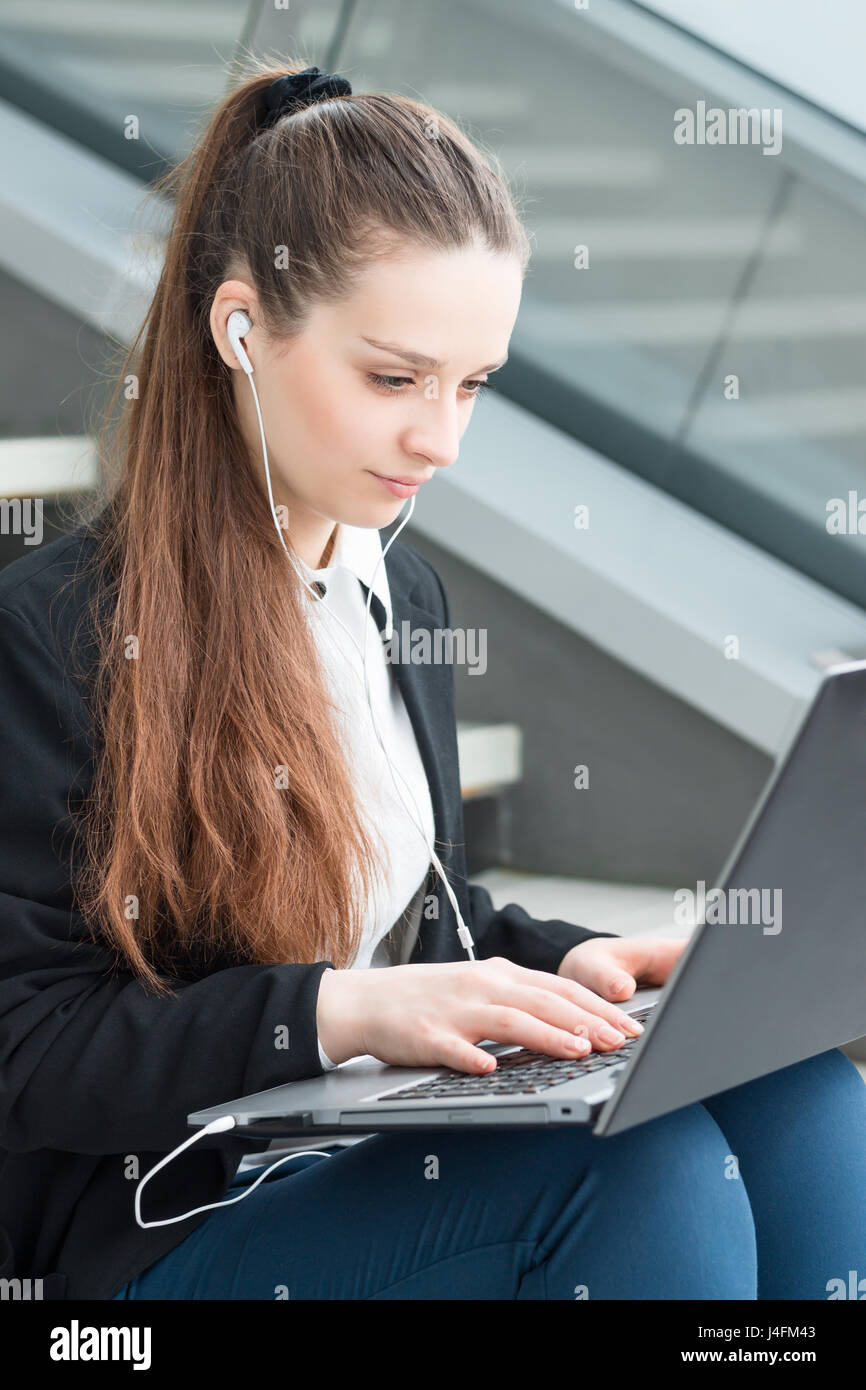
[
  {"left": 433, "top": 1034, "right": 501, "bottom": 1074},
  {"left": 494, "top": 985, "right": 638, "bottom": 1051},
  {"left": 359, "top": 959, "right": 650, "bottom": 1075},
  {"left": 566, "top": 937, "right": 686, "bottom": 995},
  {"left": 486, "top": 959, "right": 643, "bottom": 1038},
  {"left": 472, "top": 1004, "right": 594, "bottom": 1061}
]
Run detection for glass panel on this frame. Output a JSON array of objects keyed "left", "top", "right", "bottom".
[
  {"left": 678, "top": 177, "right": 866, "bottom": 538},
  {"left": 636, "top": 0, "right": 866, "bottom": 134},
  {"left": 0, "top": 0, "right": 254, "bottom": 169},
  {"left": 340, "top": 0, "right": 785, "bottom": 444},
  {"left": 334, "top": 0, "right": 866, "bottom": 604}
]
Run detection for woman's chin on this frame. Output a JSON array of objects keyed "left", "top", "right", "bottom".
[{"left": 337, "top": 485, "right": 411, "bottom": 528}]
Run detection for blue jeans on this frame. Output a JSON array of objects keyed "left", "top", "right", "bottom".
[{"left": 111, "top": 1049, "right": 866, "bottom": 1299}]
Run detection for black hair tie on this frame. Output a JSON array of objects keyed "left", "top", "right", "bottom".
[{"left": 261, "top": 66, "right": 352, "bottom": 129}]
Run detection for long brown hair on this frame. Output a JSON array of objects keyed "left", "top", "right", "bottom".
[{"left": 63, "top": 56, "right": 530, "bottom": 994}]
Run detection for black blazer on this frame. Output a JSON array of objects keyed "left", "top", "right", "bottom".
[{"left": 0, "top": 512, "right": 616, "bottom": 1301}]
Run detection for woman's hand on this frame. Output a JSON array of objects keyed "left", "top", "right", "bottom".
[
  {"left": 557, "top": 935, "right": 688, "bottom": 1002},
  {"left": 315, "top": 956, "right": 648, "bottom": 1074}
]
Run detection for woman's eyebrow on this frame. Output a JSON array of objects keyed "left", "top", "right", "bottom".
[{"left": 359, "top": 335, "right": 508, "bottom": 372}]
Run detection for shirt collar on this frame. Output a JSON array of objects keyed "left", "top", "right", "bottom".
[{"left": 298, "top": 523, "right": 394, "bottom": 636}]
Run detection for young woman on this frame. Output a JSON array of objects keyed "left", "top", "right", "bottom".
[{"left": 0, "top": 61, "right": 863, "bottom": 1302}]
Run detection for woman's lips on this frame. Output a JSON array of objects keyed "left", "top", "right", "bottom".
[{"left": 369, "top": 472, "right": 425, "bottom": 498}]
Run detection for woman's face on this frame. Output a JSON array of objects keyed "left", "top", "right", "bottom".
[{"left": 213, "top": 243, "right": 523, "bottom": 567}]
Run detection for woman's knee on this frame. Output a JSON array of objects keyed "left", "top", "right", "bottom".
[
  {"left": 776, "top": 1046, "right": 866, "bottom": 1103},
  {"left": 596, "top": 1100, "right": 755, "bottom": 1225},
  {"left": 705, "top": 1046, "right": 866, "bottom": 1147},
  {"left": 526, "top": 1103, "right": 757, "bottom": 1299}
]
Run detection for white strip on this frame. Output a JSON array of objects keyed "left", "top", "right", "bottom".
[
  {"left": 0, "top": 0, "right": 242, "bottom": 42},
  {"left": 520, "top": 295, "right": 866, "bottom": 345},
  {"left": 0, "top": 436, "right": 98, "bottom": 496},
  {"left": 503, "top": 147, "right": 663, "bottom": 186},
  {"left": 532, "top": 216, "right": 802, "bottom": 259}
]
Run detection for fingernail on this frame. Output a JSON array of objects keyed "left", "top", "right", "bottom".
[
  {"left": 622, "top": 1017, "right": 644, "bottom": 1034},
  {"left": 598, "top": 1025, "right": 625, "bottom": 1044}
]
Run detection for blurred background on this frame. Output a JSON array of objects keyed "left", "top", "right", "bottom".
[{"left": 0, "top": 0, "right": 864, "bottom": 1062}]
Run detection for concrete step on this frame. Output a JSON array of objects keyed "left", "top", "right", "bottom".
[
  {"left": 0, "top": 436, "right": 98, "bottom": 498},
  {"left": 456, "top": 721, "right": 521, "bottom": 801}
]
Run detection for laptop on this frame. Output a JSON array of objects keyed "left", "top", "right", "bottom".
[{"left": 189, "top": 657, "right": 866, "bottom": 1141}]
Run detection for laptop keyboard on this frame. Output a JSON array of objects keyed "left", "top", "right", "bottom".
[{"left": 377, "top": 1007, "right": 654, "bottom": 1100}]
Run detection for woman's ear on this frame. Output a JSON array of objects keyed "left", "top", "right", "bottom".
[{"left": 210, "top": 279, "right": 259, "bottom": 371}]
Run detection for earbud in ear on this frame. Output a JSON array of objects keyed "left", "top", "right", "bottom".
[{"left": 227, "top": 310, "right": 254, "bottom": 376}]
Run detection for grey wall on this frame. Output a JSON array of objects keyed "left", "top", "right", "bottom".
[
  {"left": 0, "top": 266, "right": 114, "bottom": 440},
  {"left": 404, "top": 526, "right": 774, "bottom": 889},
  {"left": 0, "top": 267, "right": 113, "bottom": 563}
]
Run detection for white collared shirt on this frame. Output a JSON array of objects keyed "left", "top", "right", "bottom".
[{"left": 296, "top": 523, "right": 436, "bottom": 1070}]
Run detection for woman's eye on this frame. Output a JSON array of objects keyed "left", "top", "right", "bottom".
[
  {"left": 368, "top": 374, "right": 413, "bottom": 394},
  {"left": 367, "top": 373, "right": 491, "bottom": 398}
]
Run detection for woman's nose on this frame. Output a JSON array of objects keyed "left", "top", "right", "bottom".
[{"left": 404, "top": 403, "right": 461, "bottom": 470}]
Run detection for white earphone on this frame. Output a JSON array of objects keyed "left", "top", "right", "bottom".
[
  {"left": 134, "top": 307, "right": 478, "bottom": 1229},
  {"left": 227, "top": 308, "right": 253, "bottom": 376}
]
